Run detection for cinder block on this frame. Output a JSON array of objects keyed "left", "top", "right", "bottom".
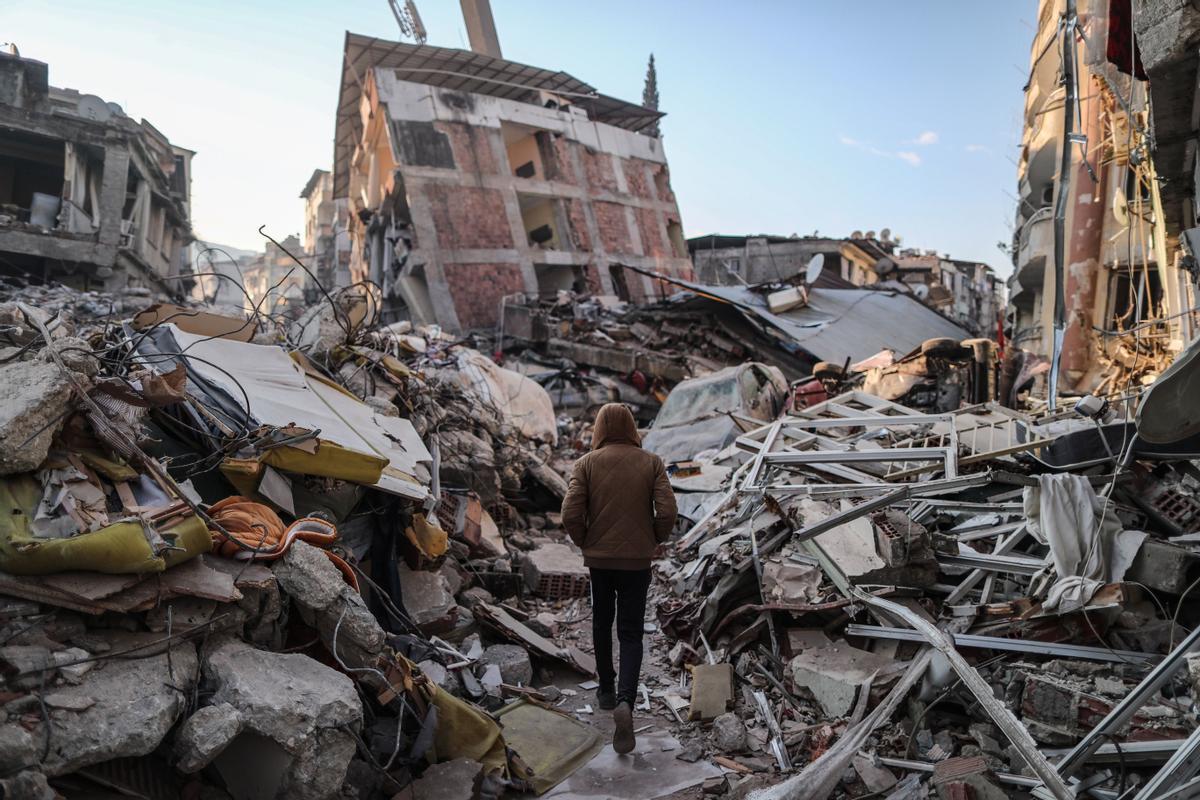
[{"left": 521, "top": 542, "right": 589, "bottom": 599}]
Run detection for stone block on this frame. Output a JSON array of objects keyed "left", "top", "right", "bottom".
[{"left": 789, "top": 641, "right": 895, "bottom": 718}]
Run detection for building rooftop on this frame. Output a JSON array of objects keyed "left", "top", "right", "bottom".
[{"left": 334, "top": 32, "right": 665, "bottom": 197}]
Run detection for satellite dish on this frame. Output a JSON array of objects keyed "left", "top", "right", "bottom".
[
  {"left": 873, "top": 256, "right": 896, "bottom": 275},
  {"left": 76, "top": 94, "right": 113, "bottom": 122},
  {"left": 805, "top": 254, "right": 825, "bottom": 285},
  {"left": 1112, "top": 187, "right": 1129, "bottom": 228},
  {"left": 912, "top": 283, "right": 930, "bottom": 300},
  {"left": 851, "top": 230, "right": 864, "bottom": 239},
  {"left": 880, "top": 227, "right": 892, "bottom": 242},
  {"left": 865, "top": 230, "right": 877, "bottom": 240}
]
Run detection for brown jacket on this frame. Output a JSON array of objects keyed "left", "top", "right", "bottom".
[{"left": 561, "top": 403, "right": 678, "bottom": 570}]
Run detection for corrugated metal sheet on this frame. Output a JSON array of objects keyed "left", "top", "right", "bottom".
[
  {"left": 622, "top": 267, "right": 971, "bottom": 365},
  {"left": 334, "top": 33, "right": 664, "bottom": 197}
]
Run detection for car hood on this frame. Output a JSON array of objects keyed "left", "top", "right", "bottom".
[{"left": 641, "top": 415, "right": 741, "bottom": 465}]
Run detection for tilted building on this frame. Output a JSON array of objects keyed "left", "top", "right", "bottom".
[
  {"left": 332, "top": 33, "right": 693, "bottom": 331},
  {"left": 1008, "top": 0, "right": 1199, "bottom": 397},
  {"left": 0, "top": 51, "right": 194, "bottom": 295}
]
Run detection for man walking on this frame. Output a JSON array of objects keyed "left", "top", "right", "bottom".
[{"left": 562, "top": 403, "right": 677, "bottom": 754}]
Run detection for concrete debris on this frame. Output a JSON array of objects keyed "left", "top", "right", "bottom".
[
  {"left": 175, "top": 702, "right": 244, "bottom": 773},
  {"left": 478, "top": 644, "right": 533, "bottom": 686},
  {"left": 203, "top": 637, "right": 361, "bottom": 800},
  {"left": 712, "top": 711, "right": 748, "bottom": 753},
  {"left": 790, "top": 642, "right": 896, "bottom": 718},
  {"left": 33, "top": 633, "right": 199, "bottom": 776},
  {"left": 396, "top": 561, "right": 458, "bottom": 634},
  {"left": 404, "top": 757, "right": 483, "bottom": 800},
  {"left": 521, "top": 541, "right": 589, "bottom": 599},
  {"left": 0, "top": 360, "right": 76, "bottom": 476}
]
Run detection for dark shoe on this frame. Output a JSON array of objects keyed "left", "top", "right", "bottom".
[
  {"left": 597, "top": 689, "right": 617, "bottom": 711},
  {"left": 612, "top": 702, "right": 635, "bottom": 754}
]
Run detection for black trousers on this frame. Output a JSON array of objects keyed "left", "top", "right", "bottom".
[{"left": 589, "top": 567, "right": 652, "bottom": 705}]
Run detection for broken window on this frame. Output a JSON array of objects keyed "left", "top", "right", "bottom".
[
  {"left": 518, "top": 192, "right": 566, "bottom": 250},
  {"left": 502, "top": 121, "right": 550, "bottom": 180},
  {"left": 1106, "top": 265, "right": 1163, "bottom": 329},
  {"left": 0, "top": 130, "right": 65, "bottom": 224},
  {"left": 609, "top": 263, "right": 631, "bottom": 301},
  {"left": 533, "top": 263, "right": 585, "bottom": 299},
  {"left": 666, "top": 219, "right": 687, "bottom": 259}
]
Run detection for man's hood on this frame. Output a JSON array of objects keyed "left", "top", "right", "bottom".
[{"left": 592, "top": 403, "right": 640, "bottom": 450}]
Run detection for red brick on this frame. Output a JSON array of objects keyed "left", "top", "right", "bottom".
[
  {"left": 622, "top": 158, "right": 654, "bottom": 200},
  {"left": 425, "top": 185, "right": 513, "bottom": 250},
  {"left": 593, "top": 201, "right": 633, "bottom": 254},
  {"left": 442, "top": 262, "right": 526, "bottom": 329},
  {"left": 434, "top": 122, "right": 498, "bottom": 175},
  {"left": 583, "top": 264, "right": 602, "bottom": 295},
  {"left": 581, "top": 149, "right": 619, "bottom": 193},
  {"left": 635, "top": 207, "right": 665, "bottom": 257},
  {"left": 566, "top": 200, "right": 590, "bottom": 251},
  {"left": 547, "top": 136, "right": 576, "bottom": 185},
  {"left": 652, "top": 164, "right": 676, "bottom": 205}
]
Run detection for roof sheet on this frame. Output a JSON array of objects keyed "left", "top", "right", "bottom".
[
  {"left": 333, "top": 33, "right": 663, "bottom": 197},
  {"left": 623, "top": 266, "right": 971, "bottom": 364}
]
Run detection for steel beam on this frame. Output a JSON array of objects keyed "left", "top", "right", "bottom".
[{"left": 845, "top": 624, "right": 1157, "bottom": 664}]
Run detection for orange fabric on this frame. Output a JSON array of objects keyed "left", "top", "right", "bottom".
[{"left": 206, "top": 497, "right": 357, "bottom": 590}]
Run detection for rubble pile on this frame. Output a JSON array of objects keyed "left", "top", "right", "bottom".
[
  {"left": 0, "top": 282, "right": 613, "bottom": 799},
  {"left": 639, "top": 365, "right": 1200, "bottom": 799},
  {"left": 3, "top": 271, "right": 1200, "bottom": 800}
]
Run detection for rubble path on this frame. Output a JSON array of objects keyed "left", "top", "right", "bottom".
[{"left": 516, "top": 584, "right": 719, "bottom": 800}]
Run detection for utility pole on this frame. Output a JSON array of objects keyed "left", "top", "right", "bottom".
[
  {"left": 1048, "top": 0, "right": 1077, "bottom": 406},
  {"left": 459, "top": 0, "right": 502, "bottom": 58}
]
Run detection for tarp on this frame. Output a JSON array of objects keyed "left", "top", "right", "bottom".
[
  {"left": 620, "top": 266, "right": 971, "bottom": 365},
  {"left": 164, "top": 326, "right": 431, "bottom": 500},
  {"left": 1023, "top": 473, "right": 1146, "bottom": 613},
  {"left": 452, "top": 349, "right": 558, "bottom": 444}
]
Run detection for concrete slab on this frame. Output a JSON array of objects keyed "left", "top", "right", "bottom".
[
  {"left": 541, "top": 728, "right": 722, "bottom": 800},
  {"left": 790, "top": 641, "right": 895, "bottom": 718}
]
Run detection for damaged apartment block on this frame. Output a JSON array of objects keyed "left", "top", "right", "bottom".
[
  {"left": 333, "top": 33, "right": 693, "bottom": 332},
  {"left": 0, "top": 50, "right": 195, "bottom": 295}
]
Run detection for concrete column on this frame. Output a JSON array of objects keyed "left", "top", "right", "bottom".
[
  {"left": 1060, "top": 75, "right": 1107, "bottom": 386},
  {"left": 96, "top": 144, "right": 130, "bottom": 248},
  {"left": 459, "top": 0, "right": 502, "bottom": 58}
]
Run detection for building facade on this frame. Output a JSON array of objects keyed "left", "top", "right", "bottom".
[
  {"left": 333, "top": 34, "right": 693, "bottom": 332},
  {"left": 0, "top": 51, "right": 194, "bottom": 295},
  {"left": 300, "top": 168, "right": 351, "bottom": 294},
  {"left": 239, "top": 234, "right": 307, "bottom": 319},
  {"left": 1008, "top": 0, "right": 1198, "bottom": 395}
]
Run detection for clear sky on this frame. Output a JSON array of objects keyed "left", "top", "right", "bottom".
[{"left": 3, "top": 1, "right": 1036, "bottom": 276}]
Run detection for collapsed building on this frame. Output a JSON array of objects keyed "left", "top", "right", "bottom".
[
  {"left": 0, "top": 50, "right": 195, "bottom": 296},
  {"left": 332, "top": 33, "right": 693, "bottom": 331},
  {"left": 1007, "top": 0, "right": 1200, "bottom": 396},
  {"left": 690, "top": 232, "right": 1002, "bottom": 338}
]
